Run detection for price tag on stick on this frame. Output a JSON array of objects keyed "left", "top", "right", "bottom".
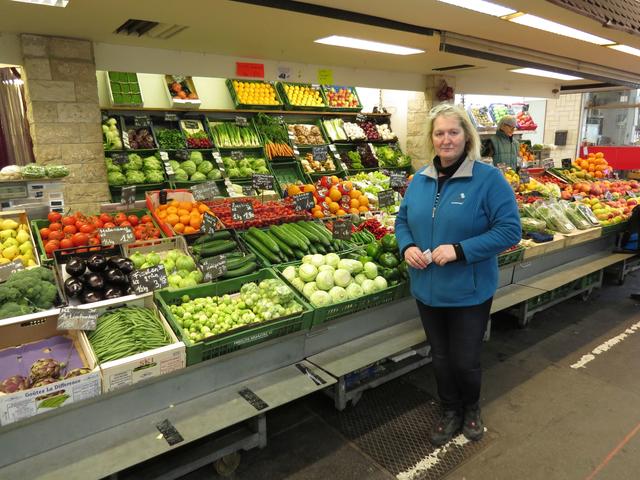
[
  {"left": 231, "top": 150, "right": 244, "bottom": 161},
  {"left": 200, "top": 255, "right": 227, "bottom": 282},
  {"left": 112, "top": 152, "right": 129, "bottom": 166},
  {"left": 293, "top": 192, "right": 314, "bottom": 211},
  {"left": 389, "top": 172, "right": 406, "bottom": 189},
  {"left": 134, "top": 116, "right": 150, "bottom": 128},
  {"left": 201, "top": 212, "right": 222, "bottom": 234},
  {"left": 332, "top": 219, "right": 352, "bottom": 241},
  {"left": 99, "top": 226, "right": 135, "bottom": 246},
  {"left": 561, "top": 158, "right": 572, "bottom": 169},
  {"left": 129, "top": 265, "right": 169, "bottom": 295},
  {"left": 57, "top": 307, "right": 98, "bottom": 331},
  {"left": 235, "top": 116, "right": 248, "bottom": 126},
  {"left": 312, "top": 146, "right": 328, "bottom": 162},
  {"left": 0, "top": 259, "right": 24, "bottom": 283},
  {"left": 191, "top": 181, "right": 220, "bottom": 201},
  {"left": 252, "top": 174, "right": 274, "bottom": 190},
  {"left": 120, "top": 186, "right": 136, "bottom": 207},
  {"left": 377, "top": 189, "right": 396, "bottom": 208},
  {"left": 164, "top": 113, "right": 178, "bottom": 122},
  {"left": 231, "top": 201, "right": 255, "bottom": 222},
  {"left": 175, "top": 149, "right": 190, "bottom": 161}
]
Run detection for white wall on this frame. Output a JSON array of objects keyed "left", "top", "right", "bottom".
[{"left": 0, "top": 32, "right": 22, "bottom": 67}]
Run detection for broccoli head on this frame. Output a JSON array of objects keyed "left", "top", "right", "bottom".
[{"left": 0, "top": 302, "right": 34, "bottom": 320}]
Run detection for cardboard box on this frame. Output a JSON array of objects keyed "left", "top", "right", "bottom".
[
  {"left": 146, "top": 189, "right": 197, "bottom": 237},
  {"left": 79, "top": 294, "right": 185, "bottom": 392},
  {"left": 0, "top": 209, "right": 40, "bottom": 267},
  {"left": 0, "top": 312, "right": 100, "bottom": 426}
]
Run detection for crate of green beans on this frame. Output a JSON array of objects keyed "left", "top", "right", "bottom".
[{"left": 79, "top": 294, "right": 186, "bottom": 392}]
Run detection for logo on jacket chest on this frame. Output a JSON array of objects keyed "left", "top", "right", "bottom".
[{"left": 450, "top": 192, "right": 465, "bottom": 205}]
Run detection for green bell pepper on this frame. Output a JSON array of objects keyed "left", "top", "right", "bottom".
[
  {"left": 365, "top": 241, "right": 382, "bottom": 260},
  {"left": 378, "top": 252, "right": 400, "bottom": 269},
  {"left": 381, "top": 234, "right": 398, "bottom": 252}
]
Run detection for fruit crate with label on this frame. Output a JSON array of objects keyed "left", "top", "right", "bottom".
[
  {"left": 467, "top": 105, "right": 496, "bottom": 131},
  {"left": 226, "top": 79, "right": 284, "bottom": 110},
  {"left": 180, "top": 117, "right": 214, "bottom": 150},
  {"left": 154, "top": 268, "right": 314, "bottom": 365},
  {"left": 276, "top": 82, "right": 328, "bottom": 111},
  {"left": 270, "top": 161, "right": 308, "bottom": 196},
  {"left": 321, "top": 85, "right": 363, "bottom": 112},
  {"left": 106, "top": 71, "right": 143, "bottom": 107},
  {"left": 167, "top": 150, "right": 225, "bottom": 189},
  {"left": 0, "top": 210, "right": 40, "bottom": 269},
  {"left": 119, "top": 115, "right": 158, "bottom": 152},
  {"left": 164, "top": 75, "right": 201, "bottom": 109},
  {"left": 512, "top": 103, "right": 537, "bottom": 131},
  {"left": 489, "top": 103, "right": 516, "bottom": 125}
]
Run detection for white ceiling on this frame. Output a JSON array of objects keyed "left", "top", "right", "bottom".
[{"left": 0, "top": 0, "right": 638, "bottom": 91}]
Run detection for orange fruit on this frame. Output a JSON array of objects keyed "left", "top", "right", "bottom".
[
  {"left": 198, "top": 204, "right": 210, "bottom": 214},
  {"left": 305, "top": 184, "right": 316, "bottom": 193},
  {"left": 179, "top": 201, "right": 193, "bottom": 211},
  {"left": 173, "top": 223, "right": 185, "bottom": 233},
  {"left": 329, "top": 202, "right": 340, "bottom": 213},
  {"left": 158, "top": 204, "right": 168, "bottom": 211},
  {"left": 349, "top": 207, "right": 359, "bottom": 215},
  {"left": 166, "top": 213, "right": 179, "bottom": 226},
  {"left": 342, "top": 181, "right": 353, "bottom": 191},
  {"left": 179, "top": 214, "right": 191, "bottom": 225},
  {"left": 336, "top": 209, "right": 347, "bottom": 216},
  {"left": 157, "top": 210, "right": 168, "bottom": 219},
  {"left": 167, "top": 206, "right": 178, "bottom": 215},
  {"left": 287, "top": 185, "right": 301, "bottom": 196},
  {"left": 169, "top": 200, "right": 180, "bottom": 208},
  {"left": 358, "top": 205, "right": 369, "bottom": 213},
  {"left": 349, "top": 198, "right": 360, "bottom": 209},
  {"left": 177, "top": 208, "right": 190, "bottom": 217},
  {"left": 189, "top": 217, "right": 201, "bottom": 229},
  {"left": 358, "top": 196, "right": 369, "bottom": 207},
  {"left": 329, "top": 188, "right": 342, "bottom": 202},
  {"left": 313, "top": 210, "right": 324, "bottom": 218},
  {"left": 348, "top": 189, "right": 361, "bottom": 199},
  {"left": 184, "top": 226, "right": 197, "bottom": 234},
  {"left": 330, "top": 175, "right": 340, "bottom": 185}
]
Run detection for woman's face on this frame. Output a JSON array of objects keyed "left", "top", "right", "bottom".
[{"left": 432, "top": 115, "right": 466, "bottom": 165}]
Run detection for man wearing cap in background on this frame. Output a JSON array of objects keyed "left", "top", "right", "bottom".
[{"left": 488, "top": 115, "right": 521, "bottom": 171}]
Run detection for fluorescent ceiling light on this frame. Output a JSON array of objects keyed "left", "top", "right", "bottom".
[
  {"left": 511, "top": 67, "right": 583, "bottom": 81},
  {"left": 11, "top": 0, "right": 69, "bottom": 6},
  {"left": 437, "top": 0, "right": 516, "bottom": 17},
  {"left": 509, "top": 14, "right": 613, "bottom": 45},
  {"left": 608, "top": 44, "right": 640, "bottom": 57},
  {"left": 314, "top": 36, "right": 424, "bottom": 55}
]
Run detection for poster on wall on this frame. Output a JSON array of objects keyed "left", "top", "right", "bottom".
[{"left": 236, "top": 62, "right": 265, "bottom": 78}]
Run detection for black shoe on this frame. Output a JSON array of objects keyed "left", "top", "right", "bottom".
[
  {"left": 630, "top": 293, "right": 640, "bottom": 301},
  {"left": 429, "top": 410, "right": 462, "bottom": 446},
  {"left": 462, "top": 406, "right": 484, "bottom": 441}
]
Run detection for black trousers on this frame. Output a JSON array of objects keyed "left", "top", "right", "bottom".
[{"left": 416, "top": 297, "right": 492, "bottom": 412}]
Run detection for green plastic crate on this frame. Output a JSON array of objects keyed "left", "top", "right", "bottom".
[
  {"left": 276, "top": 81, "right": 328, "bottom": 111},
  {"left": 286, "top": 119, "right": 329, "bottom": 147},
  {"left": 207, "top": 120, "right": 263, "bottom": 150},
  {"left": 601, "top": 222, "right": 627, "bottom": 236},
  {"left": 109, "top": 183, "right": 170, "bottom": 203},
  {"left": 154, "top": 269, "right": 313, "bottom": 365},
  {"left": 321, "top": 85, "right": 363, "bottom": 112},
  {"left": 497, "top": 246, "right": 525, "bottom": 267},
  {"left": 270, "top": 161, "right": 308, "bottom": 195},
  {"left": 273, "top": 262, "right": 406, "bottom": 327},
  {"left": 226, "top": 78, "right": 284, "bottom": 110}
]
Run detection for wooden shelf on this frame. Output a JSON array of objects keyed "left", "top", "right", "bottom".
[{"left": 102, "top": 106, "right": 391, "bottom": 117}]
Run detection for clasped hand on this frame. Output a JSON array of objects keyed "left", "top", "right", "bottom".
[{"left": 404, "top": 245, "right": 456, "bottom": 270}]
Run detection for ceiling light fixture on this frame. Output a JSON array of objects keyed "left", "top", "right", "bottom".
[
  {"left": 314, "top": 35, "right": 424, "bottom": 55},
  {"left": 511, "top": 67, "right": 583, "bottom": 81},
  {"left": 508, "top": 14, "right": 613, "bottom": 45},
  {"left": 608, "top": 44, "right": 640, "bottom": 57},
  {"left": 11, "top": 0, "right": 69, "bottom": 6},
  {"left": 436, "top": 0, "right": 516, "bottom": 17}
]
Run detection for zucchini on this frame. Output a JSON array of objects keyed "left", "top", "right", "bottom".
[
  {"left": 197, "top": 240, "right": 237, "bottom": 257},
  {"left": 221, "top": 261, "right": 258, "bottom": 278},
  {"left": 248, "top": 227, "right": 280, "bottom": 254},
  {"left": 226, "top": 253, "right": 256, "bottom": 270},
  {"left": 269, "top": 225, "right": 300, "bottom": 250},
  {"left": 243, "top": 234, "right": 280, "bottom": 263},
  {"left": 266, "top": 230, "right": 295, "bottom": 259}
]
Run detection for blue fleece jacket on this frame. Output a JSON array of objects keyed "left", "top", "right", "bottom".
[{"left": 395, "top": 158, "right": 521, "bottom": 307}]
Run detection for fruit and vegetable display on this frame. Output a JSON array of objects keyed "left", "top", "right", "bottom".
[
  {"left": 0, "top": 218, "right": 37, "bottom": 266},
  {"left": 155, "top": 128, "right": 186, "bottom": 150},
  {"left": 167, "top": 76, "right": 199, "bottom": 101},
  {"left": 108, "top": 71, "right": 143, "bottom": 106},
  {"left": 300, "top": 152, "right": 337, "bottom": 174},
  {"left": 105, "top": 153, "right": 166, "bottom": 186},
  {"left": 253, "top": 113, "right": 294, "bottom": 160},
  {"left": 572, "top": 152, "right": 611, "bottom": 179},
  {"left": 87, "top": 306, "right": 172, "bottom": 363},
  {"left": 153, "top": 200, "right": 212, "bottom": 236},
  {"left": 288, "top": 124, "right": 326, "bottom": 145},
  {"left": 207, "top": 198, "right": 310, "bottom": 230},
  {"left": 322, "top": 119, "right": 348, "bottom": 142},
  {"left": 376, "top": 123, "right": 396, "bottom": 141},
  {"left": 0, "top": 267, "right": 59, "bottom": 319},
  {"left": 298, "top": 176, "right": 370, "bottom": 218},
  {"left": 20, "top": 164, "right": 69, "bottom": 179},
  {"left": 38, "top": 211, "right": 161, "bottom": 258},
  {"left": 222, "top": 156, "right": 270, "bottom": 179},
  {"left": 489, "top": 103, "right": 515, "bottom": 125},
  {"left": 355, "top": 217, "right": 394, "bottom": 240},
  {"left": 358, "top": 121, "right": 381, "bottom": 141},
  {"left": 103, "top": 118, "right": 123, "bottom": 151},
  {"left": 62, "top": 253, "right": 134, "bottom": 304},
  {"left": 516, "top": 108, "right": 537, "bottom": 130},
  {"left": 350, "top": 171, "right": 397, "bottom": 209},
  {"left": 0, "top": 165, "right": 22, "bottom": 181},
  {"left": 230, "top": 80, "right": 281, "bottom": 107},
  {"left": 128, "top": 248, "right": 203, "bottom": 290},
  {"left": 180, "top": 119, "right": 213, "bottom": 149},
  {"left": 170, "top": 151, "right": 222, "bottom": 183},
  {"left": 242, "top": 221, "right": 352, "bottom": 265},
  {"left": 341, "top": 145, "right": 378, "bottom": 169},
  {"left": 126, "top": 127, "right": 156, "bottom": 150},
  {"left": 280, "top": 253, "right": 391, "bottom": 307},
  {"left": 374, "top": 145, "right": 411, "bottom": 168},
  {"left": 323, "top": 86, "right": 361, "bottom": 110},
  {"left": 0, "top": 356, "right": 91, "bottom": 395},
  {"left": 190, "top": 231, "right": 259, "bottom": 279},
  {"left": 468, "top": 106, "right": 495, "bottom": 129},
  {"left": 360, "top": 233, "right": 407, "bottom": 283},
  {"left": 343, "top": 122, "right": 367, "bottom": 141},
  {"left": 281, "top": 83, "right": 326, "bottom": 108},
  {"left": 519, "top": 144, "right": 536, "bottom": 164},
  {"left": 165, "top": 278, "right": 304, "bottom": 343},
  {"left": 209, "top": 122, "right": 261, "bottom": 149},
  {"left": 340, "top": 150, "right": 363, "bottom": 170}
]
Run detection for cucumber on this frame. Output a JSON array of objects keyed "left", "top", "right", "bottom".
[
  {"left": 266, "top": 231, "right": 295, "bottom": 260},
  {"left": 308, "top": 243, "right": 318, "bottom": 254},
  {"left": 315, "top": 243, "right": 327, "bottom": 254},
  {"left": 302, "top": 221, "right": 331, "bottom": 246},
  {"left": 248, "top": 227, "right": 280, "bottom": 254},
  {"left": 289, "top": 222, "right": 316, "bottom": 245},
  {"left": 243, "top": 234, "right": 280, "bottom": 264},
  {"left": 193, "top": 230, "right": 231, "bottom": 245},
  {"left": 293, "top": 221, "right": 322, "bottom": 244},
  {"left": 292, "top": 248, "right": 305, "bottom": 260},
  {"left": 221, "top": 261, "right": 258, "bottom": 278},
  {"left": 269, "top": 225, "right": 300, "bottom": 250},
  {"left": 226, "top": 253, "right": 256, "bottom": 270},
  {"left": 197, "top": 240, "right": 237, "bottom": 257},
  {"left": 280, "top": 224, "right": 309, "bottom": 250}
]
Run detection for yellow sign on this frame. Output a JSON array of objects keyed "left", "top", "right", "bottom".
[{"left": 317, "top": 69, "right": 333, "bottom": 85}]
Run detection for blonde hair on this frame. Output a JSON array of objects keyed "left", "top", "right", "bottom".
[{"left": 426, "top": 103, "right": 482, "bottom": 161}]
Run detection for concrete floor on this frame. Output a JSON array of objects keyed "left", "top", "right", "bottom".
[{"left": 179, "top": 272, "right": 640, "bottom": 480}]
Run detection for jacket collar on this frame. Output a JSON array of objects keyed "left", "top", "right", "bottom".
[{"left": 420, "top": 157, "right": 475, "bottom": 180}]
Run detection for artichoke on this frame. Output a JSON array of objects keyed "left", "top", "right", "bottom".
[
  {"left": 0, "top": 375, "right": 29, "bottom": 393},
  {"left": 32, "top": 377, "right": 59, "bottom": 388},
  {"left": 29, "top": 358, "right": 63, "bottom": 383},
  {"left": 64, "top": 368, "right": 91, "bottom": 379}
]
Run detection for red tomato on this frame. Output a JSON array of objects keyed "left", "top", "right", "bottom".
[
  {"left": 103, "top": 222, "right": 116, "bottom": 229},
  {"left": 48, "top": 230, "right": 64, "bottom": 241},
  {"left": 63, "top": 225, "right": 77, "bottom": 235},
  {"left": 79, "top": 224, "right": 95, "bottom": 234},
  {"left": 141, "top": 215, "right": 153, "bottom": 224},
  {"left": 39, "top": 227, "right": 51, "bottom": 239},
  {"left": 61, "top": 216, "right": 76, "bottom": 226},
  {"left": 47, "top": 211, "right": 62, "bottom": 224},
  {"left": 127, "top": 215, "right": 139, "bottom": 226},
  {"left": 44, "top": 240, "right": 60, "bottom": 255},
  {"left": 114, "top": 213, "right": 127, "bottom": 224},
  {"left": 71, "top": 232, "right": 89, "bottom": 247},
  {"left": 75, "top": 220, "right": 86, "bottom": 230},
  {"left": 60, "top": 238, "right": 74, "bottom": 249},
  {"left": 88, "top": 237, "right": 101, "bottom": 246},
  {"left": 134, "top": 229, "right": 143, "bottom": 240},
  {"left": 93, "top": 219, "right": 104, "bottom": 228},
  {"left": 99, "top": 213, "right": 113, "bottom": 224},
  {"left": 49, "top": 222, "right": 62, "bottom": 231},
  {"left": 119, "top": 221, "right": 131, "bottom": 227}
]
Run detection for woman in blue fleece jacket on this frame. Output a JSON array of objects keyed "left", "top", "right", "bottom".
[{"left": 395, "top": 104, "right": 521, "bottom": 446}]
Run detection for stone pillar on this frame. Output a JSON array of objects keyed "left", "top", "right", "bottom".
[
  {"left": 20, "top": 34, "right": 109, "bottom": 213},
  {"left": 405, "top": 75, "right": 456, "bottom": 170}
]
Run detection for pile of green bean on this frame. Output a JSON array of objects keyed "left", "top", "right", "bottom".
[{"left": 88, "top": 307, "right": 172, "bottom": 363}]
